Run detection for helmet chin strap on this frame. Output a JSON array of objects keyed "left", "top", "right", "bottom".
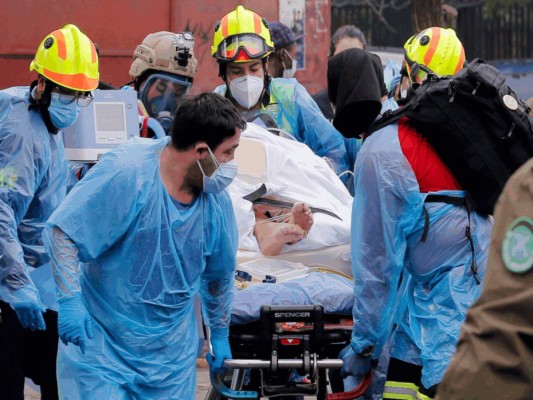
[
  {"left": 29, "top": 78, "right": 58, "bottom": 134},
  {"left": 262, "top": 58, "right": 271, "bottom": 89}
]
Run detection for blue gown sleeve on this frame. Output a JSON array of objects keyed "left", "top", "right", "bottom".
[
  {"left": 45, "top": 148, "right": 149, "bottom": 263},
  {"left": 384, "top": 59, "right": 402, "bottom": 95},
  {"left": 293, "top": 83, "right": 353, "bottom": 177},
  {"left": 42, "top": 226, "right": 83, "bottom": 300},
  {"left": 199, "top": 192, "right": 238, "bottom": 337},
  {"left": 349, "top": 126, "right": 423, "bottom": 355},
  {"left": 0, "top": 95, "right": 41, "bottom": 305}
]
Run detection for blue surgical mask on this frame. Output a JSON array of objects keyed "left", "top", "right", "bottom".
[
  {"left": 48, "top": 92, "right": 81, "bottom": 129},
  {"left": 197, "top": 147, "right": 238, "bottom": 194}
]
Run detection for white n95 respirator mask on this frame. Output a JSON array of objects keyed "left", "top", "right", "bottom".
[
  {"left": 282, "top": 49, "right": 298, "bottom": 79},
  {"left": 228, "top": 75, "right": 264, "bottom": 109}
]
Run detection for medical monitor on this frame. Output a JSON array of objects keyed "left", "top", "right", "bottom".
[{"left": 63, "top": 89, "right": 140, "bottom": 162}]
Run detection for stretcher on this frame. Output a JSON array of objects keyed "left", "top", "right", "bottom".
[
  {"left": 236, "top": 245, "right": 352, "bottom": 279},
  {"left": 230, "top": 125, "right": 353, "bottom": 267},
  {"left": 205, "top": 123, "right": 361, "bottom": 398},
  {"left": 205, "top": 272, "right": 371, "bottom": 399}
]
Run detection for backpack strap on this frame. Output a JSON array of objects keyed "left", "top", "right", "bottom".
[
  {"left": 421, "top": 195, "right": 465, "bottom": 242},
  {"left": 463, "top": 196, "right": 481, "bottom": 285},
  {"left": 425, "top": 194, "right": 466, "bottom": 206},
  {"left": 423, "top": 194, "right": 481, "bottom": 285},
  {"left": 366, "top": 106, "right": 410, "bottom": 139}
]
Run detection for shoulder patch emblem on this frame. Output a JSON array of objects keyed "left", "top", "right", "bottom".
[{"left": 502, "top": 216, "right": 533, "bottom": 274}]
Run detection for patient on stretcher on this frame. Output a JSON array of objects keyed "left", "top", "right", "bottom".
[{"left": 229, "top": 122, "right": 352, "bottom": 259}]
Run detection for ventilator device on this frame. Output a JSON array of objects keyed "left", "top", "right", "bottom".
[{"left": 63, "top": 89, "right": 139, "bottom": 162}]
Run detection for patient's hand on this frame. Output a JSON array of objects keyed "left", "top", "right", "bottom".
[
  {"left": 255, "top": 223, "right": 307, "bottom": 256},
  {"left": 253, "top": 201, "right": 314, "bottom": 256}
]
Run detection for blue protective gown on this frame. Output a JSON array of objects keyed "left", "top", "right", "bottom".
[
  {"left": 0, "top": 89, "right": 67, "bottom": 311},
  {"left": 383, "top": 59, "right": 402, "bottom": 95},
  {"left": 214, "top": 77, "right": 355, "bottom": 179},
  {"left": 44, "top": 137, "right": 238, "bottom": 399},
  {"left": 349, "top": 124, "right": 493, "bottom": 389}
]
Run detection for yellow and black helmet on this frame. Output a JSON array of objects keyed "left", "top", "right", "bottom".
[
  {"left": 30, "top": 24, "right": 99, "bottom": 91},
  {"left": 404, "top": 27, "right": 465, "bottom": 83},
  {"left": 212, "top": 5, "right": 274, "bottom": 63}
]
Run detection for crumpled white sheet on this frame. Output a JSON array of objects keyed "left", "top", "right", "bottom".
[{"left": 229, "top": 123, "right": 353, "bottom": 253}]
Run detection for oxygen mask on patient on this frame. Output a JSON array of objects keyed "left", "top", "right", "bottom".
[{"left": 197, "top": 146, "right": 238, "bottom": 194}]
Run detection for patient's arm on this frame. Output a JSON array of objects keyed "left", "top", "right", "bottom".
[{"left": 253, "top": 202, "right": 314, "bottom": 256}]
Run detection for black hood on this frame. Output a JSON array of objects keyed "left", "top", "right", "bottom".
[{"left": 327, "top": 48, "right": 386, "bottom": 138}]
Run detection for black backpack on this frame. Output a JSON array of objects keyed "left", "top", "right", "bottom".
[{"left": 369, "top": 58, "right": 533, "bottom": 215}]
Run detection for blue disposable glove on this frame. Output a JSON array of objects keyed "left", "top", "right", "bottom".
[
  {"left": 207, "top": 329, "right": 232, "bottom": 375},
  {"left": 339, "top": 343, "right": 373, "bottom": 387},
  {"left": 58, "top": 293, "right": 93, "bottom": 354},
  {"left": 12, "top": 300, "right": 46, "bottom": 331}
]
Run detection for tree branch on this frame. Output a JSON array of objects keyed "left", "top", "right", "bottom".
[{"left": 362, "top": 0, "right": 399, "bottom": 34}]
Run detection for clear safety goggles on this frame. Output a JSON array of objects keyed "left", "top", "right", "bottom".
[
  {"left": 139, "top": 73, "right": 191, "bottom": 118},
  {"left": 215, "top": 34, "right": 271, "bottom": 62},
  {"left": 53, "top": 86, "right": 93, "bottom": 107}
]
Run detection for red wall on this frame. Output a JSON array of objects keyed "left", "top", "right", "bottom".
[{"left": 0, "top": 0, "right": 330, "bottom": 95}]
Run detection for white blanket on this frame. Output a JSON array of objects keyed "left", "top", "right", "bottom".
[{"left": 229, "top": 123, "right": 353, "bottom": 254}]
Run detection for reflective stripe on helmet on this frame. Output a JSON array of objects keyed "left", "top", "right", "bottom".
[
  {"left": 453, "top": 46, "right": 465, "bottom": 73},
  {"left": 221, "top": 15, "right": 229, "bottom": 38},
  {"left": 53, "top": 30, "right": 67, "bottom": 60},
  {"left": 253, "top": 12, "right": 262, "bottom": 34},
  {"left": 43, "top": 69, "right": 99, "bottom": 92},
  {"left": 423, "top": 28, "right": 441, "bottom": 67}
]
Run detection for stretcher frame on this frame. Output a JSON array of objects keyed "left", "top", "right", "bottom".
[{"left": 204, "top": 305, "right": 371, "bottom": 400}]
